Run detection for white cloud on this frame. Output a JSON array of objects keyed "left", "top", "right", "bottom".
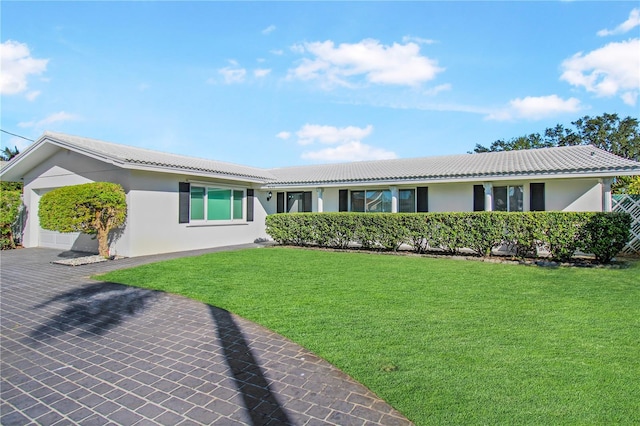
[
  {"left": 26, "top": 90, "right": 41, "bottom": 101},
  {"left": 287, "top": 123, "right": 394, "bottom": 162},
  {"left": 621, "top": 91, "right": 638, "bottom": 106},
  {"left": 597, "top": 9, "right": 640, "bottom": 36},
  {"left": 486, "top": 95, "right": 582, "bottom": 121},
  {"left": 560, "top": 38, "right": 640, "bottom": 105},
  {"left": 402, "top": 35, "right": 436, "bottom": 45},
  {"left": 302, "top": 141, "right": 397, "bottom": 162},
  {"left": 276, "top": 131, "right": 291, "bottom": 140},
  {"left": 18, "top": 111, "right": 80, "bottom": 128},
  {"left": 0, "top": 40, "right": 48, "bottom": 96},
  {"left": 270, "top": 49, "right": 284, "bottom": 56},
  {"left": 295, "top": 124, "right": 373, "bottom": 146},
  {"left": 288, "top": 38, "right": 443, "bottom": 89},
  {"left": 423, "top": 83, "right": 451, "bottom": 96},
  {"left": 254, "top": 68, "right": 271, "bottom": 78},
  {"left": 262, "top": 25, "right": 276, "bottom": 35},
  {"left": 218, "top": 65, "right": 247, "bottom": 84}
]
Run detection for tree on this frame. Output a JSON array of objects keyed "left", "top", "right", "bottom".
[
  {"left": 0, "top": 188, "right": 22, "bottom": 249},
  {"left": 472, "top": 113, "right": 640, "bottom": 193},
  {"left": 39, "top": 182, "right": 127, "bottom": 257},
  {"left": 628, "top": 176, "right": 640, "bottom": 195},
  {"left": 1, "top": 146, "right": 20, "bottom": 161}
]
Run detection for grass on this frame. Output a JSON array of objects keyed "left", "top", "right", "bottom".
[{"left": 97, "top": 247, "right": 640, "bottom": 425}]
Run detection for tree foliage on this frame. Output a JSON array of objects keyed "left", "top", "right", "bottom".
[
  {"left": 628, "top": 176, "right": 640, "bottom": 195},
  {"left": 1, "top": 146, "right": 20, "bottom": 161},
  {"left": 471, "top": 113, "right": 639, "bottom": 193},
  {"left": 0, "top": 188, "right": 22, "bottom": 249},
  {"left": 39, "top": 182, "right": 127, "bottom": 257}
]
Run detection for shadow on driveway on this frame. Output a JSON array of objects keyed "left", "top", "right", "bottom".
[
  {"left": 29, "top": 282, "right": 159, "bottom": 342},
  {"left": 209, "top": 306, "right": 292, "bottom": 425}
]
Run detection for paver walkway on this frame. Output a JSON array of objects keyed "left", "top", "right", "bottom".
[{"left": 1, "top": 246, "right": 413, "bottom": 426}]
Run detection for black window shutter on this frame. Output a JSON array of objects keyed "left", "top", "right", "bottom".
[
  {"left": 473, "top": 185, "right": 485, "bottom": 211},
  {"left": 246, "top": 189, "right": 254, "bottom": 222},
  {"left": 417, "top": 187, "right": 429, "bottom": 212},
  {"left": 277, "top": 192, "right": 285, "bottom": 213},
  {"left": 339, "top": 190, "right": 348, "bottom": 212},
  {"left": 179, "top": 182, "right": 190, "bottom": 223},
  {"left": 530, "top": 183, "right": 545, "bottom": 211},
  {"left": 303, "top": 191, "right": 312, "bottom": 212}
]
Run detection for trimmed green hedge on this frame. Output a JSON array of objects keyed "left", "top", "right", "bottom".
[
  {"left": 265, "top": 211, "right": 632, "bottom": 263},
  {"left": 39, "top": 182, "right": 127, "bottom": 257}
]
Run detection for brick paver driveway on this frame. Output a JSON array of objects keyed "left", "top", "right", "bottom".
[{"left": 1, "top": 246, "right": 412, "bottom": 425}]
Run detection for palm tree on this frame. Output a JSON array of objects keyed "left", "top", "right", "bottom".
[{"left": 1, "top": 146, "right": 19, "bottom": 161}]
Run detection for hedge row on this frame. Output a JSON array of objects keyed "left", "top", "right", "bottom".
[{"left": 265, "top": 212, "right": 632, "bottom": 263}]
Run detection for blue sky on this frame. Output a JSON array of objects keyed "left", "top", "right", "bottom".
[{"left": 1, "top": 1, "right": 639, "bottom": 168}]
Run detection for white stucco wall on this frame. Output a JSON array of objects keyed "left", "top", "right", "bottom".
[
  {"left": 21, "top": 150, "right": 132, "bottom": 252},
  {"left": 303, "top": 178, "right": 605, "bottom": 214},
  {"left": 545, "top": 178, "right": 602, "bottom": 211},
  {"left": 19, "top": 149, "right": 271, "bottom": 257},
  {"left": 124, "top": 171, "right": 270, "bottom": 257},
  {"left": 427, "top": 183, "right": 473, "bottom": 212}
]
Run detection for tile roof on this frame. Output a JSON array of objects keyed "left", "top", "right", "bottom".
[
  {"left": 42, "top": 132, "right": 275, "bottom": 181},
  {"left": 4, "top": 132, "right": 639, "bottom": 186},
  {"left": 267, "top": 145, "right": 640, "bottom": 185}
]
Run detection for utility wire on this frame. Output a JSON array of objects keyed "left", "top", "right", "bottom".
[{"left": 0, "top": 129, "right": 35, "bottom": 142}]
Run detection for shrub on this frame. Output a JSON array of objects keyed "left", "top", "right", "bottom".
[
  {"left": 0, "top": 188, "right": 22, "bottom": 250},
  {"left": 504, "top": 213, "right": 544, "bottom": 259},
  {"left": 354, "top": 214, "right": 408, "bottom": 251},
  {"left": 400, "top": 214, "right": 430, "bottom": 253},
  {"left": 265, "top": 211, "right": 632, "bottom": 264},
  {"left": 428, "top": 213, "right": 468, "bottom": 254},
  {"left": 460, "top": 212, "right": 507, "bottom": 257},
  {"left": 579, "top": 212, "right": 632, "bottom": 263},
  {"left": 39, "top": 182, "right": 127, "bottom": 257},
  {"left": 540, "top": 212, "right": 589, "bottom": 262}
]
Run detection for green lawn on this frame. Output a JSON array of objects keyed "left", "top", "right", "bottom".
[{"left": 97, "top": 247, "right": 640, "bottom": 425}]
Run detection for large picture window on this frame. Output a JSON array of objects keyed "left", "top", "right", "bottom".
[
  {"left": 350, "top": 190, "right": 392, "bottom": 212},
  {"left": 190, "top": 186, "right": 244, "bottom": 221},
  {"left": 493, "top": 185, "right": 523, "bottom": 212}
]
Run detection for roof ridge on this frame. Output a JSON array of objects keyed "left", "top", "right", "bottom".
[{"left": 43, "top": 131, "right": 269, "bottom": 173}]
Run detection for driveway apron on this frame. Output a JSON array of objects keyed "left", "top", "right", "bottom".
[{"left": 1, "top": 246, "right": 412, "bottom": 426}]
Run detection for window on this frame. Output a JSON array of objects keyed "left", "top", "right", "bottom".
[
  {"left": 277, "top": 191, "right": 312, "bottom": 213},
  {"left": 190, "top": 186, "right": 244, "bottom": 221},
  {"left": 350, "top": 190, "right": 392, "bottom": 212},
  {"left": 493, "top": 185, "right": 523, "bottom": 212},
  {"left": 287, "top": 192, "right": 312, "bottom": 212},
  {"left": 351, "top": 191, "right": 365, "bottom": 212},
  {"left": 399, "top": 189, "right": 416, "bottom": 213}
]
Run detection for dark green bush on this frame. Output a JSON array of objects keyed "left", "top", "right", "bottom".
[{"left": 579, "top": 212, "right": 632, "bottom": 263}]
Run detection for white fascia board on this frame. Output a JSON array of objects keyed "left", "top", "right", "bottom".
[
  {"left": 259, "top": 170, "right": 640, "bottom": 190},
  {"left": 119, "top": 162, "right": 270, "bottom": 184}
]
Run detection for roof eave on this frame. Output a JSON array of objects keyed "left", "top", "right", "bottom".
[
  {"left": 119, "top": 162, "right": 273, "bottom": 184},
  {"left": 260, "top": 169, "right": 640, "bottom": 189}
]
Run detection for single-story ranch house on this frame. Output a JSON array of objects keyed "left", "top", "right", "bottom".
[{"left": 2, "top": 131, "right": 640, "bottom": 257}]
